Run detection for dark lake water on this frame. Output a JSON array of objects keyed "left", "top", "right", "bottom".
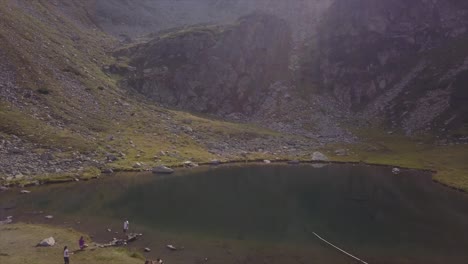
[{"left": 1, "top": 164, "right": 468, "bottom": 263}]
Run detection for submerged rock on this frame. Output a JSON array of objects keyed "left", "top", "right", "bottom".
[
  {"left": 37, "top": 237, "right": 55, "bottom": 247},
  {"left": 288, "top": 160, "right": 300, "bottom": 165},
  {"left": 152, "top": 166, "right": 174, "bottom": 174},
  {"left": 166, "top": 244, "right": 177, "bottom": 251},
  {"left": 210, "top": 159, "right": 221, "bottom": 165},
  {"left": 311, "top": 164, "right": 328, "bottom": 169}
]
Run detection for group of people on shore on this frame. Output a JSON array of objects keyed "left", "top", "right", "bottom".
[{"left": 62, "top": 219, "right": 163, "bottom": 264}]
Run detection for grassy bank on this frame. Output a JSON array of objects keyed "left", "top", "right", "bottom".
[
  {"left": 323, "top": 129, "right": 468, "bottom": 191},
  {"left": 0, "top": 223, "right": 144, "bottom": 264}
]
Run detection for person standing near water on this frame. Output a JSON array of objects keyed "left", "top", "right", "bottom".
[
  {"left": 63, "top": 246, "right": 70, "bottom": 264},
  {"left": 123, "top": 219, "right": 129, "bottom": 233}
]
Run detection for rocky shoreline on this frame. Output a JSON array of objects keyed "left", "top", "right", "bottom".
[{"left": 0, "top": 155, "right": 441, "bottom": 191}]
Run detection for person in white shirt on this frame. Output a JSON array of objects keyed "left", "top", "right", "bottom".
[
  {"left": 63, "top": 246, "right": 70, "bottom": 264},
  {"left": 123, "top": 219, "right": 129, "bottom": 233}
]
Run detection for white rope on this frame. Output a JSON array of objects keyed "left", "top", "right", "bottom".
[{"left": 312, "top": 232, "right": 369, "bottom": 264}]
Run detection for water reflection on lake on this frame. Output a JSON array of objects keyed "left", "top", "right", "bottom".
[{"left": 1, "top": 164, "right": 468, "bottom": 263}]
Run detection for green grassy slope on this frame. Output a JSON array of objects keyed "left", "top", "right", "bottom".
[{"left": 0, "top": 0, "right": 304, "bottom": 185}]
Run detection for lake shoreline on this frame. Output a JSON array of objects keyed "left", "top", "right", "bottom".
[{"left": 1, "top": 158, "right": 437, "bottom": 189}]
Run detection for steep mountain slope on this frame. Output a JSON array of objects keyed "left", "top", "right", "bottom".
[
  {"left": 0, "top": 1, "right": 317, "bottom": 185},
  {"left": 300, "top": 0, "right": 468, "bottom": 135}
]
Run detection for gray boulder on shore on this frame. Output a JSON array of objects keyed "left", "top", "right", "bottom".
[
  {"left": 312, "top": 152, "right": 329, "bottom": 161},
  {"left": 37, "top": 237, "right": 55, "bottom": 247}
]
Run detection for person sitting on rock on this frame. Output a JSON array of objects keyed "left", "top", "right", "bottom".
[{"left": 78, "top": 236, "right": 88, "bottom": 250}]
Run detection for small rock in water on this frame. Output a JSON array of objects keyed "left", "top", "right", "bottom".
[
  {"left": 37, "top": 237, "right": 55, "bottom": 247},
  {"left": 44, "top": 215, "right": 53, "bottom": 219},
  {"left": 144, "top": 247, "right": 151, "bottom": 252},
  {"left": 288, "top": 160, "right": 300, "bottom": 165},
  {"left": 107, "top": 228, "right": 112, "bottom": 232},
  {"left": 263, "top": 160, "right": 271, "bottom": 164},
  {"left": 210, "top": 159, "right": 221, "bottom": 165},
  {"left": 20, "top": 190, "right": 31, "bottom": 194},
  {"left": 166, "top": 244, "right": 177, "bottom": 251},
  {"left": 152, "top": 165, "right": 174, "bottom": 174},
  {"left": 392, "top": 168, "right": 401, "bottom": 174},
  {"left": 311, "top": 164, "right": 327, "bottom": 169}
]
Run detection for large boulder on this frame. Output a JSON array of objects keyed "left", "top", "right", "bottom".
[
  {"left": 152, "top": 166, "right": 174, "bottom": 174},
  {"left": 312, "top": 152, "right": 329, "bottom": 161},
  {"left": 37, "top": 237, "right": 55, "bottom": 247}
]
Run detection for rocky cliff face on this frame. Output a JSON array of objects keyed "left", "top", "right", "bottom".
[
  {"left": 116, "top": 14, "right": 292, "bottom": 115},
  {"left": 110, "top": 0, "right": 468, "bottom": 136},
  {"left": 302, "top": 0, "right": 468, "bottom": 134}
]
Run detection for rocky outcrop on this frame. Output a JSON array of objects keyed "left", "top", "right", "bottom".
[
  {"left": 300, "top": 0, "right": 468, "bottom": 134},
  {"left": 117, "top": 13, "right": 292, "bottom": 116}
]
